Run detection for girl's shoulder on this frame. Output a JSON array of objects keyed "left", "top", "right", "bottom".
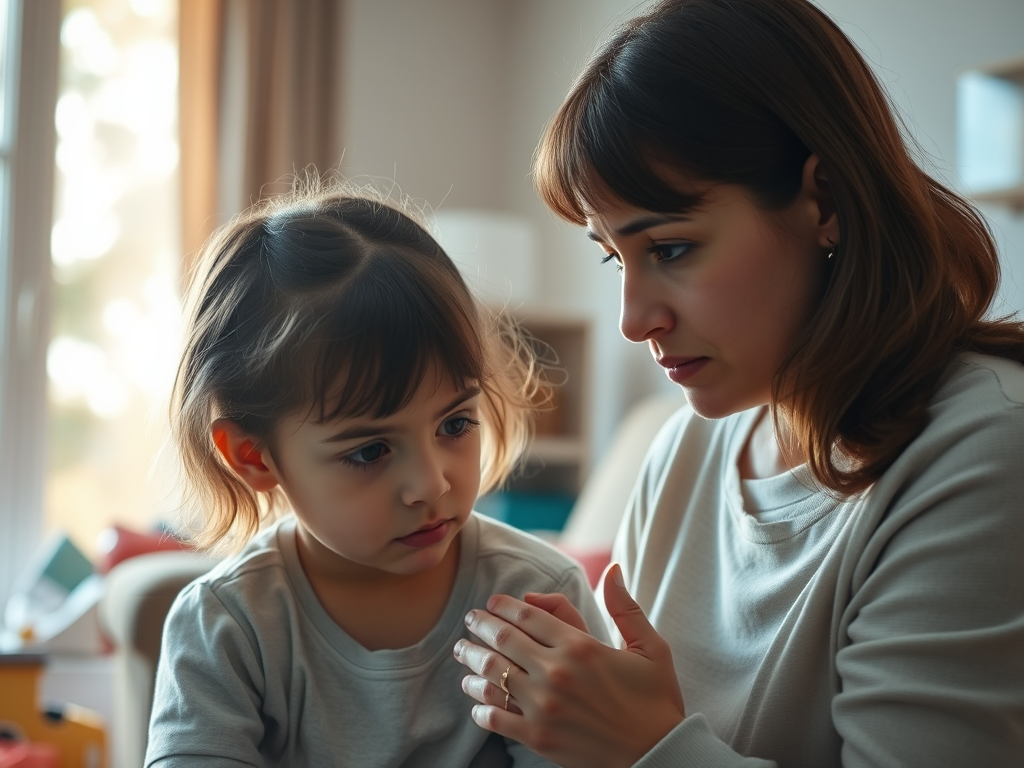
[
  {"left": 468, "top": 513, "right": 590, "bottom": 592},
  {"left": 177, "top": 516, "right": 295, "bottom": 607}
]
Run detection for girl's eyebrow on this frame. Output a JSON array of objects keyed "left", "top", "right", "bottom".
[
  {"left": 585, "top": 213, "right": 694, "bottom": 243},
  {"left": 435, "top": 386, "right": 482, "bottom": 419},
  {"left": 321, "top": 386, "right": 482, "bottom": 444}
]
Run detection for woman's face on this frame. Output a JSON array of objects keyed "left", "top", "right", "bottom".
[{"left": 586, "top": 178, "right": 831, "bottom": 419}]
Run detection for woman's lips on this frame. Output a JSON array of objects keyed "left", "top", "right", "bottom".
[
  {"left": 396, "top": 519, "right": 451, "bottom": 548},
  {"left": 657, "top": 356, "right": 710, "bottom": 383}
]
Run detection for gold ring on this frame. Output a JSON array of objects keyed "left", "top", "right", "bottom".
[
  {"left": 499, "top": 665, "right": 512, "bottom": 694},
  {"left": 500, "top": 665, "right": 512, "bottom": 710}
]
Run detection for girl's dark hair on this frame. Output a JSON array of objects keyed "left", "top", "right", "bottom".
[
  {"left": 173, "top": 182, "right": 540, "bottom": 550},
  {"left": 535, "top": 0, "right": 1024, "bottom": 495}
]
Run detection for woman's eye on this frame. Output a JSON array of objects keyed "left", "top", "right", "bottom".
[
  {"left": 650, "top": 242, "right": 693, "bottom": 262},
  {"left": 440, "top": 415, "right": 480, "bottom": 438},
  {"left": 343, "top": 442, "right": 388, "bottom": 467},
  {"left": 600, "top": 252, "right": 623, "bottom": 272}
]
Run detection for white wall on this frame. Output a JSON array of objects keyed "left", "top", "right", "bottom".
[
  {"left": 340, "top": 0, "right": 1024, "bottom": 468},
  {"left": 816, "top": 0, "right": 1024, "bottom": 317},
  {"left": 339, "top": 0, "right": 513, "bottom": 210}
]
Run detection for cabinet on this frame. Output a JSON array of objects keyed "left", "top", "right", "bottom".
[{"left": 476, "top": 312, "right": 591, "bottom": 533}]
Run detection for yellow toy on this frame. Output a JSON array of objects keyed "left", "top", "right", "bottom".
[{"left": 0, "top": 654, "right": 106, "bottom": 768}]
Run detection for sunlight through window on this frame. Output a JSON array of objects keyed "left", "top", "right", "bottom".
[{"left": 47, "top": 0, "right": 181, "bottom": 555}]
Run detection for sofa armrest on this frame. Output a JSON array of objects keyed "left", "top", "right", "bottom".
[{"left": 98, "top": 551, "right": 218, "bottom": 768}]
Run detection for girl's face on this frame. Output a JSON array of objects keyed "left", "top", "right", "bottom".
[
  {"left": 586, "top": 177, "right": 831, "bottom": 419},
  {"left": 263, "top": 370, "right": 482, "bottom": 581}
]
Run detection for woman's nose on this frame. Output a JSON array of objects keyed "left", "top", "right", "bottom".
[
  {"left": 619, "top": 265, "right": 674, "bottom": 343},
  {"left": 401, "top": 447, "right": 451, "bottom": 507}
]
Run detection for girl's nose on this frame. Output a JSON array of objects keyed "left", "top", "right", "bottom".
[
  {"left": 401, "top": 447, "right": 451, "bottom": 507},
  {"left": 619, "top": 265, "right": 674, "bottom": 343}
]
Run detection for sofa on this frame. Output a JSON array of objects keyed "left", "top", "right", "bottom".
[{"left": 97, "top": 391, "right": 687, "bottom": 768}]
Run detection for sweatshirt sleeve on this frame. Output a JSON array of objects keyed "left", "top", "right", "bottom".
[
  {"left": 829, "top": 387, "right": 1024, "bottom": 768},
  {"left": 145, "top": 582, "right": 266, "bottom": 768},
  {"left": 634, "top": 716, "right": 776, "bottom": 767}
]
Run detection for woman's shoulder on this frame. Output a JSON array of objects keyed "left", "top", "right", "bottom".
[
  {"left": 868, "top": 352, "right": 1024, "bottom": 518},
  {"left": 938, "top": 352, "right": 1024, "bottom": 411},
  {"left": 921, "top": 352, "right": 1024, "bottom": 450}
]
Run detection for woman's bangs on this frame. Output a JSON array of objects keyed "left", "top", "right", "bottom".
[
  {"left": 538, "top": 66, "right": 703, "bottom": 222},
  {"left": 309, "top": 255, "right": 483, "bottom": 423}
]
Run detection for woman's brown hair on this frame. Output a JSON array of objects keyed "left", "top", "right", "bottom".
[
  {"left": 173, "top": 181, "right": 541, "bottom": 551},
  {"left": 535, "top": 0, "right": 1024, "bottom": 495}
]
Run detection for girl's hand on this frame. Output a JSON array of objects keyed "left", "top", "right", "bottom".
[{"left": 454, "top": 564, "right": 686, "bottom": 768}]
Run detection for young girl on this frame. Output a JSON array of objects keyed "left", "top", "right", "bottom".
[{"left": 145, "top": 184, "right": 608, "bottom": 768}]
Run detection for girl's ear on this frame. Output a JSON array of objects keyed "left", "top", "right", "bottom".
[{"left": 211, "top": 418, "right": 279, "bottom": 492}]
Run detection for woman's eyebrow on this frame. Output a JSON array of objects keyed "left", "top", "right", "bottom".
[{"left": 586, "top": 213, "right": 694, "bottom": 242}]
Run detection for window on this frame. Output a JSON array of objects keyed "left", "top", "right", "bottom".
[
  {"left": 47, "top": 0, "right": 182, "bottom": 556},
  {"left": 1, "top": 0, "right": 180, "bottom": 605}
]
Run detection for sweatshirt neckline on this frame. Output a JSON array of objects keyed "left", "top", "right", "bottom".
[
  {"left": 278, "top": 514, "right": 479, "bottom": 674},
  {"left": 724, "top": 408, "right": 846, "bottom": 543}
]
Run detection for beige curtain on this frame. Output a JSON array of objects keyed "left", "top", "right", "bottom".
[{"left": 179, "top": 0, "right": 341, "bottom": 270}]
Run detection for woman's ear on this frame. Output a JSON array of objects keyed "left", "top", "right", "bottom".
[
  {"left": 801, "top": 154, "right": 841, "bottom": 249},
  {"left": 212, "top": 418, "right": 279, "bottom": 492}
]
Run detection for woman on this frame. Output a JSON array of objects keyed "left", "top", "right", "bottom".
[{"left": 453, "top": 1, "right": 1024, "bottom": 766}]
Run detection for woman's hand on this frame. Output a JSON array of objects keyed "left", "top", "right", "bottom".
[{"left": 454, "top": 564, "right": 685, "bottom": 768}]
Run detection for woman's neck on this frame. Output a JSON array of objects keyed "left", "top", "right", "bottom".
[{"left": 738, "top": 407, "right": 801, "bottom": 480}]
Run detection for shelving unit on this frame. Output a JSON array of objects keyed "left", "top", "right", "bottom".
[
  {"left": 958, "top": 55, "right": 1024, "bottom": 212},
  {"left": 476, "top": 311, "right": 591, "bottom": 532},
  {"left": 519, "top": 312, "right": 591, "bottom": 486}
]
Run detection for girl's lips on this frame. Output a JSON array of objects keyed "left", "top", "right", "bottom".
[
  {"left": 396, "top": 519, "right": 451, "bottom": 548},
  {"left": 657, "top": 356, "right": 710, "bottom": 383}
]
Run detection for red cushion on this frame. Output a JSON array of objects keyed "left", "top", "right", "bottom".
[
  {"left": 556, "top": 545, "right": 612, "bottom": 589},
  {"left": 95, "top": 525, "right": 193, "bottom": 574}
]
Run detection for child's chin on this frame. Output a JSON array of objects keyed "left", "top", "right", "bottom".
[{"left": 393, "top": 528, "right": 461, "bottom": 573}]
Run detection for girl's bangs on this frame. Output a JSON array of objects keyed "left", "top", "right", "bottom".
[{"left": 304, "top": 253, "right": 483, "bottom": 424}]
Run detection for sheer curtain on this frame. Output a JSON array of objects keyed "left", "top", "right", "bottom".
[{"left": 179, "top": 0, "right": 341, "bottom": 266}]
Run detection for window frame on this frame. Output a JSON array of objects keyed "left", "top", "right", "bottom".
[{"left": 0, "top": 0, "right": 61, "bottom": 607}]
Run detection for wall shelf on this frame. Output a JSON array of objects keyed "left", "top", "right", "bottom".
[
  {"left": 476, "top": 310, "right": 591, "bottom": 532},
  {"left": 958, "top": 54, "right": 1024, "bottom": 211}
]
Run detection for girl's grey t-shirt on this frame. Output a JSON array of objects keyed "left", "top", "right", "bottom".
[{"left": 146, "top": 512, "right": 607, "bottom": 768}]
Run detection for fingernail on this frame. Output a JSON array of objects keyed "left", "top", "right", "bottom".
[
  {"left": 611, "top": 564, "right": 624, "bottom": 587},
  {"left": 454, "top": 640, "right": 464, "bottom": 658},
  {"left": 471, "top": 705, "right": 483, "bottom": 722},
  {"left": 465, "top": 610, "right": 476, "bottom": 625}
]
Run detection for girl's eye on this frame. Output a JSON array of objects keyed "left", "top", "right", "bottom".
[
  {"left": 650, "top": 242, "right": 693, "bottom": 262},
  {"left": 440, "top": 415, "right": 480, "bottom": 439},
  {"left": 342, "top": 442, "right": 389, "bottom": 468}
]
